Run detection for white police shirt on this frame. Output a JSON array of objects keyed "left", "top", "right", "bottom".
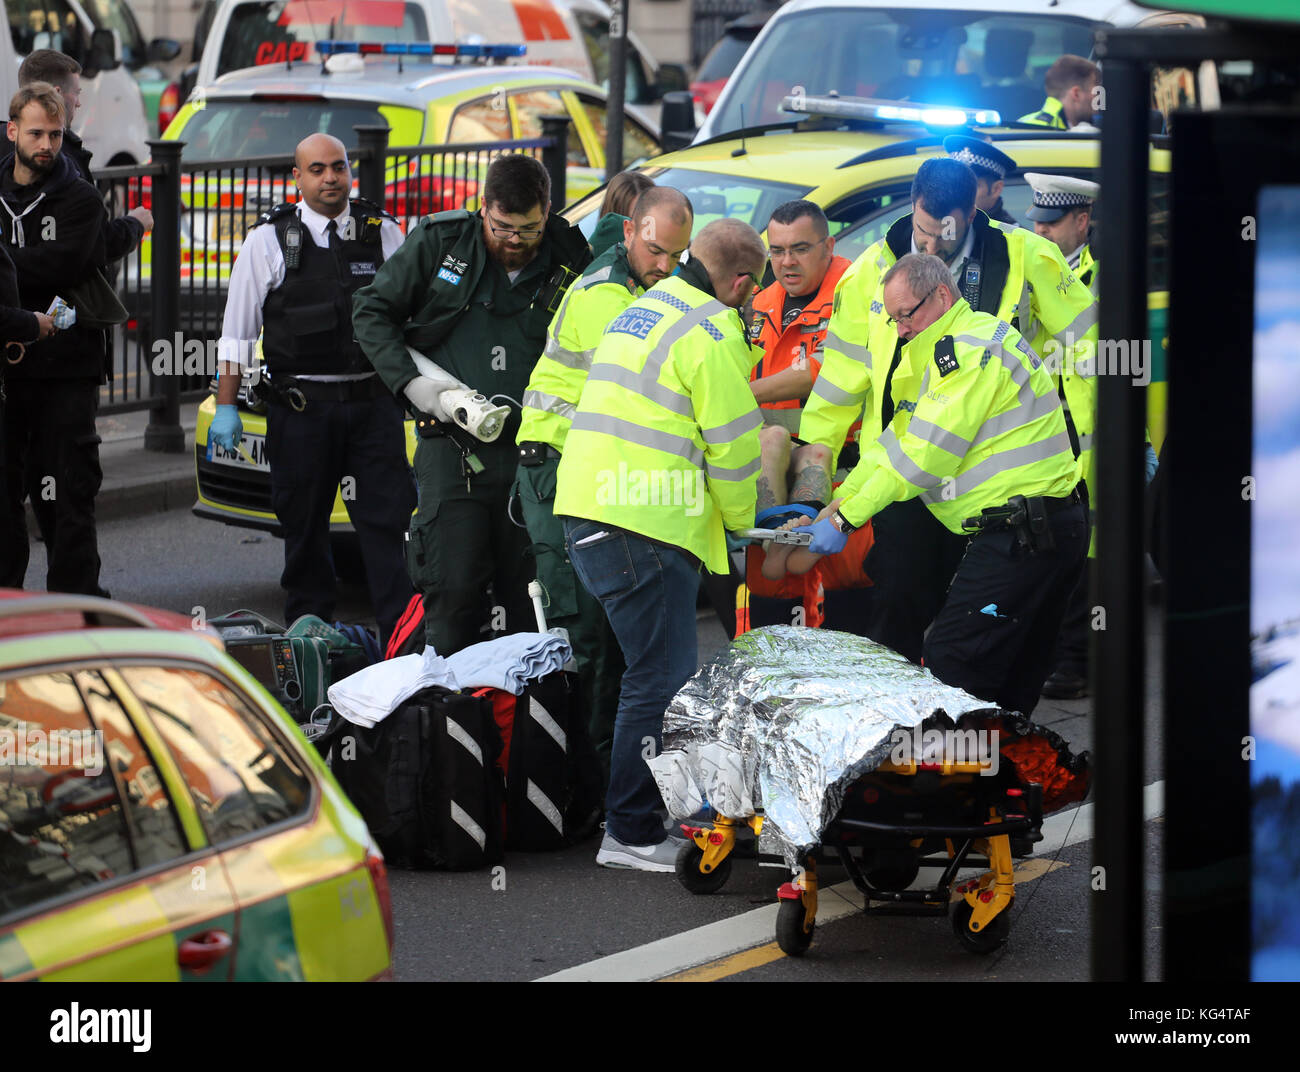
[{"left": 217, "top": 200, "right": 404, "bottom": 381}]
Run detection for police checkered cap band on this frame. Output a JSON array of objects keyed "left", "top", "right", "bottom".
[
  {"left": 950, "top": 147, "right": 1006, "bottom": 178},
  {"left": 1032, "top": 190, "right": 1093, "bottom": 208}
]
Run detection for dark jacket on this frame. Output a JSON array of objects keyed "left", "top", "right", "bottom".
[
  {"left": 62, "top": 129, "right": 145, "bottom": 263},
  {"left": 0, "top": 243, "right": 39, "bottom": 344},
  {"left": 588, "top": 212, "right": 629, "bottom": 258},
  {"left": 0, "top": 151, "right": 108, "bottom": 379}
]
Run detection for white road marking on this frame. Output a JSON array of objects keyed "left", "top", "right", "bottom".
[{"left": 535, "top": 781, "right": 1165, "bottom": 983}]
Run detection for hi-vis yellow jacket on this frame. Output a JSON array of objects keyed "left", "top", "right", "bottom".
[
  {"left": 799, "top": 211, "right": 1098, "bottom": 489},
  {"left": 836, "top": 299, "right": 1080, "bottom": 534},
  {"left": 554, "top": 269, "right": 762, "bottom": 572},
  {"left": 517, "top": 238, "right": 642, "bottom": 453}
]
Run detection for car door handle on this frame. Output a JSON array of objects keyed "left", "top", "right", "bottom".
[{"left": 178, "top": 929, "right": 233, "bottom": 971}]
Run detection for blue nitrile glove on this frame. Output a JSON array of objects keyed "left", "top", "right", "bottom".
[
  {"left": 1144, "top": 443, "right": 1159, "bottom": 484},
  {"left": 807, "top": 517, "right": 848, "bottom": 555},
  {"left": 725, "top": 531, "right": 748, "bottom": 553},
  {"left": 210, "top": 404, "right": 243, "bottom": 453}
]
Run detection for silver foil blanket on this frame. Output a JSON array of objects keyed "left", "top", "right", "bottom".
[{"left": 647, "top": 625, "right": 1083, "bottom": 869}]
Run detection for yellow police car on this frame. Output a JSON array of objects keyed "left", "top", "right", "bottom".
[{"left": 0, "top": 592, "right": 392, "bottom": 981}]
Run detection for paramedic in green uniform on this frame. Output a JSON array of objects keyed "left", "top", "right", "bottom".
[{"left": 352, "top": 154, "right": 592, "bottom": 656}]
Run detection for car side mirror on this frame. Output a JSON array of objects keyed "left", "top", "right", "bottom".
[
  {"left": 656, "top": 63, "right": 689, "bottom": 95},
  {"left": 179, "top": 63, "right": 199, "bottom": 100},
  {"left": 88, "top": 28, "right": 122, "bottom": 73},
  {"left": 660, "top": 90, "right": 696, "bottom": 152},
  {"left": 148, "top": 37, "right": 182, "bottom": 63}
]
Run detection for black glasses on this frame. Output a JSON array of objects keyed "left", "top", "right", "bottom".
[
  {"left": 768, "top": 236, "right": 827, "bottom": 260},
  {"left": 486, "top": 212, "right": 544, "bottom": 240},
  {"left": 738, "top": 270, "right": 761, "bottom": 288},
  {"left": 886, "top": 287, "right": 937, "bottom": 327}
]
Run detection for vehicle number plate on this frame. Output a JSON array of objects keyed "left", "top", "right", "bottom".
[{"left": 207, "top": 432, "right": 270, "bottom": 471}]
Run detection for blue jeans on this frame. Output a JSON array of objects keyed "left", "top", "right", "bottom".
[{"left": 563, "top": 518, "right": 701, "bottom": 846}]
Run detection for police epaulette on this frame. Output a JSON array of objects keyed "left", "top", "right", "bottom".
[
  {"left": 421, "top": 209, "right": 473, "bottom": 228},
  {"left": 350, "top": 196, "right": 398, "bottom": 224},
  {"left": 252, "top": 203, "right": 298, "bottom": 227}
]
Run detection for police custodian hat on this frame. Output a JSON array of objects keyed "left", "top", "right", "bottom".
[
  {"left": 943, "top": 135, "right": 1017, "bottom": 180},
  {"left": 1024, "top": 172, "right": 1099, "bottom": 222}
]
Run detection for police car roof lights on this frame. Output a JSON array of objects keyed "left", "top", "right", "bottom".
[
  {"left": 315, "top": 40, "right": 527, "bottom": 60},
  {"left": 779, "top": 94, "right": 1001, "bottom": 130}
]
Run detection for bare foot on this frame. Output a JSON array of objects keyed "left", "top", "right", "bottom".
[{"left": 760, "top": 514, "right": 812, "bottom": 580}]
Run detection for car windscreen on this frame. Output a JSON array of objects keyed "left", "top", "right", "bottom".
[
  {"left": 711, "top": 8, "right": 1098, "bottom": 134},
  {"left": 217, "top": 0, "right": 430, "bottom": 75},
  {"left": 696, "top": 30, "right": 759, "bottom": 84},
  {"left": 176, "top": 99, "right": 387, "bottom": 161}
]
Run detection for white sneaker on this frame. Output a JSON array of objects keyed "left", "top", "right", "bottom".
[{"left": 596, "top": 830, "right": 680, "bottom": 872}]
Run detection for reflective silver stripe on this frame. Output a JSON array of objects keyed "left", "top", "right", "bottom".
[
  {"left": 445, "top": 717, "right": 483, "bottom": 765},
  {"left": 707, "top": 456, "right": 761, "bottom": 482},
  {"left": 701, "top": 407, "right": 762, "bottom": 445},
  {"left": 543, "top": 336, "right": 596, "bottom": 370},
  {"left": 823, "top": 330, "right": 872, "bottom": 368},
  {"left": 906, "top": 414, "right": 971, "bottom": 457},
  {"left": 881, "top": 427, "right": 945, "bottom": 489},
  {"left": 1078, "top": 432, "right": 1094, "bottom": 452},
  {"left": 523, "top": 389, "right": 577, "bottom": 420},
  {"left": 548, "top": 286, "right": 578, "bottom": 340},
  {"left": 1055, "top": 301, "right": 1099, "bottom": 342},
  {"left": 1017, "top": 281, "right": 1032, "bottom": 336},
  {"left": 570, "top": 411, "right": 704, "bottom": 467},
  {"left": 529, "top": 698, "right": 567, "bottom": 751},
  {"left": 586, "top": 363, "right": 694, "bottom": 416},
  {"left": 645, "top": 298, "right": 729, "bottom": 380},
  {"left": 582, "top": 264, "right": 613, "bottom": 287},
  {"left": 919, "top": 430, "right": 1075, "bottom": 503},
  {"left": 526, "top": 779, "right": 565, "bottom": 835},
  {"left": 449, "top": 801, "right": 487, "bottom": 850},
  {"left": 809, "top": 373, "right": 863, "bottom": 407},
  {"left": 970, "top": 388, "right": 1063, "bottom": 448}
]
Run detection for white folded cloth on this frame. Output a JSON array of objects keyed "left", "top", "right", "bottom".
[
  {"left": 445, "top": 632, "right": 572, "bottom": 695},
  {"left": 327, "top": 646, "right": 459, "bottom": 728}
]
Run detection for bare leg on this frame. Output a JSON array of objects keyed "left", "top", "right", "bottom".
[
  {"left": 786, "top": 498, "right": 844, "bottom": 576},
  {"left": 756, "top": 425, "right": 793, "bottom": 512},
  {"left": 789, "top": 443, "right": 833, "bottom": 505}
]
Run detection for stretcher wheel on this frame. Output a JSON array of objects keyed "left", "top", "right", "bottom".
[
  {"left": 951, "top": 899, "right": 1010, "bottom": 954},
  {"left": 675, "top": 842, "right": 733, "bottom": 895},
  {"left": 775, "top": 898, "right": 814, "bottom": 956}
]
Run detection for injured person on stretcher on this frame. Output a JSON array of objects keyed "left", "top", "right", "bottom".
[{"left": 754, "top": 498, "right": 844, "bottom": 579}]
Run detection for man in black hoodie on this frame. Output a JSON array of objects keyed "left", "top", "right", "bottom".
[{"left": 0, "top": 84, "right": 109, "bottom": 594}]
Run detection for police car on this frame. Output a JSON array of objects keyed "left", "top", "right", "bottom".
[{"left": 0, "top": 592, "right": 393, "bottom": 981}]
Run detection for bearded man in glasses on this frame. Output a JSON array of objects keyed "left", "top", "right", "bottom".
[{"left": 354, "top": 154, "right": 591, "bottom": 656}]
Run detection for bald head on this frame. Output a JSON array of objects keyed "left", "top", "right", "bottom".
[
  {"left": 293, "top": 134, "right": 352, "bottom": 217},
  {"left": 690, "top": 218, "right": 767, "bottom": 309}
]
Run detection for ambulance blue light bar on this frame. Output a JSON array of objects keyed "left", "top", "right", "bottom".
[
  {"left": 315, "top": 41, "right": 527, "bottom": 59},
  {"left": 779, "top": 94, "right": 1000, "bottom": 128}
]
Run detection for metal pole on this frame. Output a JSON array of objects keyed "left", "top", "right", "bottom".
[
  {"left": 1091, "top": 34, "right": 1148, "bottom": 982},
  {"left": 604, "top": 0, "right": 627, "bottom": 182},
  {"left": 540, "top": 115, "right": 569, "bottom": 213},
  {"left": 144, "top": 139, "right": 184, "bottom": 453},
  {"left": 353, "top": 124, "right": 390, "bottom": 206}
]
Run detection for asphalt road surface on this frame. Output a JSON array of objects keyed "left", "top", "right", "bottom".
[{"left": 22, "top": 505, "right": 1167, "bottom": 980}]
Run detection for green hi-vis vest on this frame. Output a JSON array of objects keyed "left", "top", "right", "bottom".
[
  {"left": 1018, "top": 96, "right": 1068, "bottom": 128},
  {"left": 837, "top": 300, "right": 1080, "bottom": 534},
  {"left": 517, "top": 241, "right": 641, "bottom": 453},
  {"left": 553, "top": 272, "right": 762, "bottom": 573}
]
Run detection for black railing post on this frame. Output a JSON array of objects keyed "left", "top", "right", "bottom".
[
  {"left": 145, "top": 139, "right": 184, "bottom": 453},
  {"left": 540, "top": 116, "right": 568, "bottom": 212},
  {"left": 354, "top": 124, "right": 390, "bottom": 205}
]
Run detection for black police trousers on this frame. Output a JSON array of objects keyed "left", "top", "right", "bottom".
[
  {"left": 264, "top": 390, "right": 415, "bottom": 647},
  {"left": 863, "top": 496, "right": 969, "bottom": 663},
  {"left": 0, "top": 377, "right": 103, "bottom": 595},
  {"left": 923, "top": 502, "right": 1088, "bottom": 716}
]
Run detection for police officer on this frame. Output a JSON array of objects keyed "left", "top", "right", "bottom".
[
  {"left": 209, "top": 133, "right": 414, "bottom": 646},
  {"left": 1026, "top": 173, "right": 1098, "bottom": 294},
  {"left": 798, "top": 157, "right": 1097, "bottom": 665},
  {"left": 944, "top": 135, "right": 1018, "bottom": 226},
  {"left": 515, "top": 185, "right": 693, "bottom": 784},
  {"left": 1018, "top": 55, "right": 1100, "bottom": 129},
  {"left": 352, "top": 154, "right": 591, "bottom": 657},
  {"left": 804, "top": 253, "right": 1086, "bottom": 716},
  {"left": 555, "top": 217, "right": 766, "bottom": 872}
]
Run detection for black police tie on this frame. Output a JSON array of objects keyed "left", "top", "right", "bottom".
[
  {"left": 881, "top": 338, "right": 905, "bottom": 427},
  {"left": 325, "top": 218, "right": 347, "bottom": 279}
]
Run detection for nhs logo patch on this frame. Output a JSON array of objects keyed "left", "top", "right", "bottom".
[
  {"left": 608, "top": 307, "right": 663, "bottom": 340},
  {"left": 437, "top": 267, "right": 463, "bottom": 285}
]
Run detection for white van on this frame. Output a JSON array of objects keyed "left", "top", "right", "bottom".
[
  {"left": 5, "top": 0, "right": 152, "bottom": 163},
  {"left": 183, "top": 0, "right": 685, "bottom": 127}
]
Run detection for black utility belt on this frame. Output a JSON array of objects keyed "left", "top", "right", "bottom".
[
  {"left": 962, "top": 488, "right": 1082, "bottom": 554},
  {"left": 257, "top": 375, "right": 385, "bottom": 409},
  {"left": 518, "top": 440, "right": 561, "bottom": 466}
]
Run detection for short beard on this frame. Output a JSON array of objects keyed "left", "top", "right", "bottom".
[{"left": 16, "top": 147, "right": 55, "bottom": 179}]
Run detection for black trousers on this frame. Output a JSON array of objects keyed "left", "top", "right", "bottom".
[
  {"left": 264, "top": 391, "right": 416, "bottom": 647},
  {"left": 923, "top": 502, "right": 1088, "bottom": 716},
  {"left": 863, "top": 496, "right": 969, "bottom": 663},
  {"left": 406, "top": 434, "right": 534, "bottom": 658},
  {"left": 1, "top": 377, "right": 103, "bottom": 594}
]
